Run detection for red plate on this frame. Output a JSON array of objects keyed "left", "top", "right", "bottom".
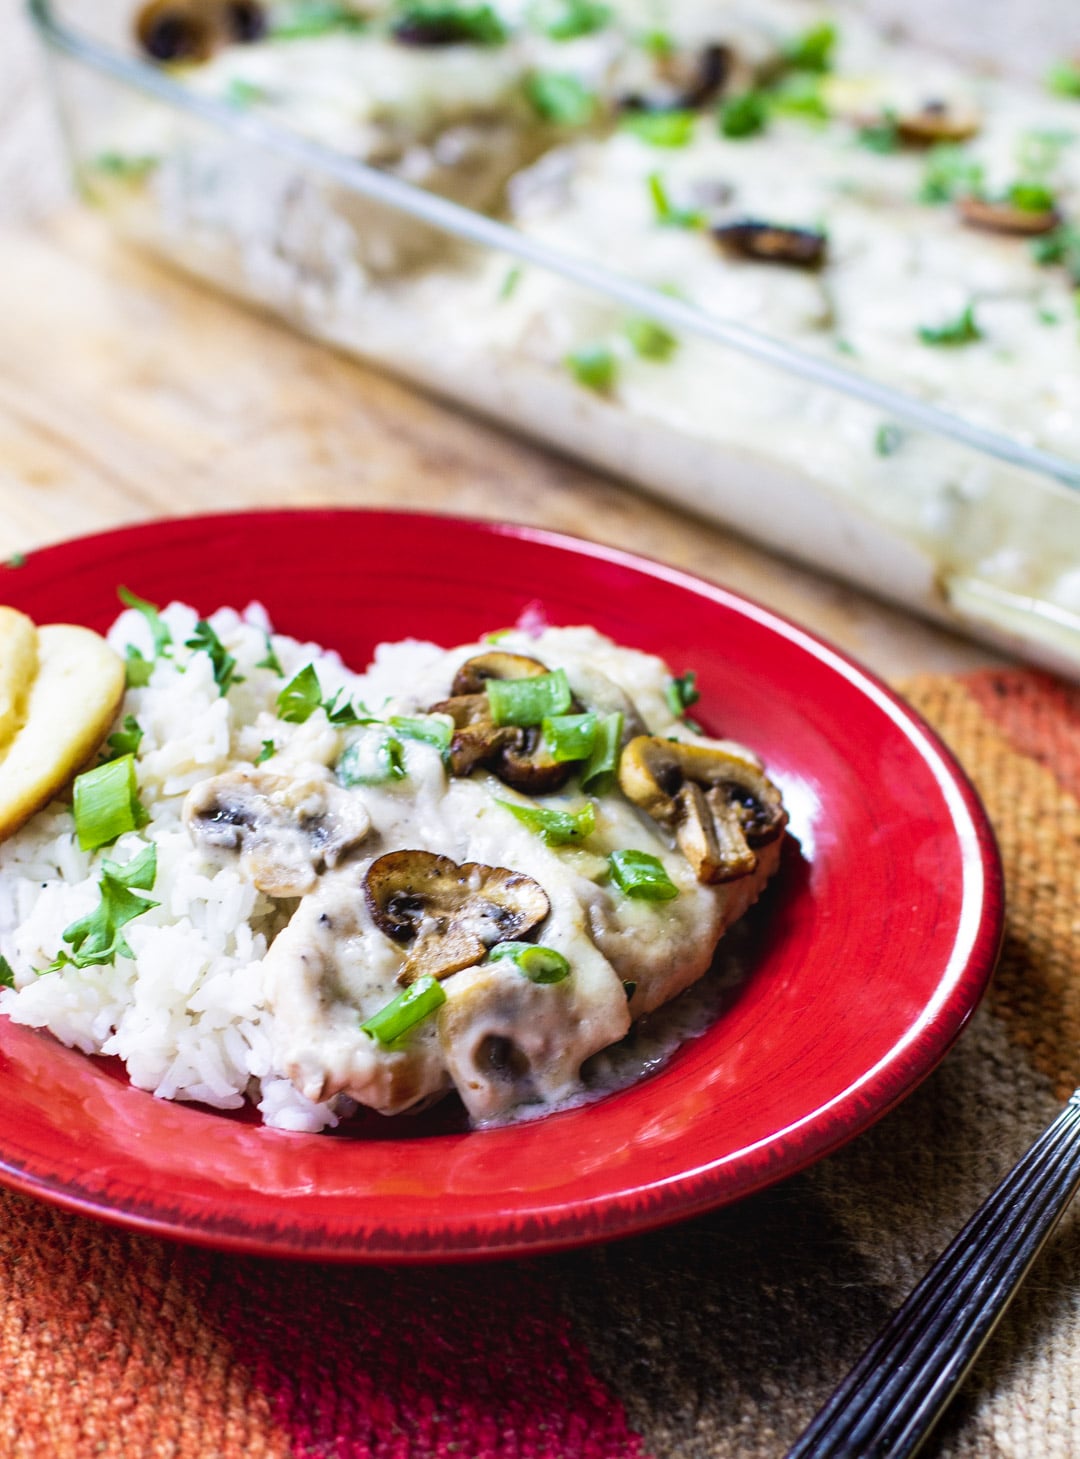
[{"left": 0, "top": 510, "right": 1002, "bottom": 1261}]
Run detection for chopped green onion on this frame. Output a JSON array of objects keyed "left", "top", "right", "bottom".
[
  {"left": 102, "top": 714, "right": 144, "bottom": 763},
  {"left": 499, "top": 798, "right": 596, "bottom": 846},
  {"left": 390, "top": 714, "right": 454, "bottom": 758},
  {"left": 50, "top": 843, "right": 159, "bottom": 971},
  {"left": 647, "top": 172, "right": 705, "bottom": 229},
  {"left": 1007, "top": 179, "right": 1057, "bottom": 213},
  {"left": 664, "top": 671, "right": 700, "bottom": 718},
  {"left": 566, "top": 344, "right": 618, "bottom": 393},
  {"left": 525, "top": 71, "right": 596, "bottom": 125},
  {"left": 124, "top": 646, "right": 153, "bottom": 689},
  {"left": 489, "top": 941, "right": 571, "bottom": 983},
  {"left": 5, "top": 551, "right": 26, "bottom": 570},
  {"left": 542, "top": 712, "right": 598, "bottom": 763},
  {"left": 499, "top": 266, "right": 523, "bottom": 301},
  {"left": 186, "top": 620, "right": 241, "bottom": 695},
  {"left": 0, "top": 954, "right": 15, "bottom": 989},
  {"left": 255, "top": 634, "right": 284, "bottom": 675},
  {"left": 624, "top": 316, "right": 678, "bottom": 361},
  {"left": 918, "top": 302, "right": 982, "bottom": 347},
  {"left": 608, "top": 849, "right": 679, "bottom": 900},
  {"left": 531, "top": 0, "right": 610, "bottom": 40},
  {"left": 719, "top": 90, "right": 769, "bottom": 139},
  {"left": 622, "top": 110, "right": 696, "bottom": 148},
  {"left": 270, "top": 0, "right": 366, "bottom": 38},
  {"left": 118, "top": 586, "right": 172, "bottom": 659},
  {"left": 338, "top": 731, "right": 407, "bottom": 786},
  {"left": 277, "top": 664, "right": 323, "bottom": 723},
  {"left": 361, "top": 974, "right": 446, "bottom": 1045},
  {"left": 767, "top": 73, "right": 829, "bottom": 123},
  {"left": 488, "top": 668, "right": 571, "bottom": 726},
  {"left": 391, "top": 1, "right": 509, "bottom": 45},
  {"left": 73, "top": 755, "right": 148, "bottom": 852},
  {"left": 875, "top": 423, "right": 904, "bottom": 457},
  {"left": 640, "top": 28, "right": 673, "bottom": 59},
  {"left": 782, "top": 21, "right": 837, "bottom": 73},
  {"left": 225, "top": 77, "right": 268, "bottom": 108},
  {"left": 255, "top": 739, "right": 276, "bottom": 765},
  {"left": 918, "top": 145, "right": 984, "bottom": 204},
  {"left": 1046, "top": 60, "right": 1080, "bottom": 99},
  {"left": 581, "top": 711, "right": 622, "bottom": 794},
  {"left": 1030, "top": 223, "right": 1080, "bottom": 281},
  {"left": 856, "top": 112, "right": 900, "bottom": 153}
]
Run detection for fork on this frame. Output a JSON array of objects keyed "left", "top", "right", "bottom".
[{"left": 784, "top": 1089, "right": 1080, "bottom": 1459}]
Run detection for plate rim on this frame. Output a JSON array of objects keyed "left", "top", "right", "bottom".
[{"left": 0, "top": 507, "right": 1004, "bottom": 1261}]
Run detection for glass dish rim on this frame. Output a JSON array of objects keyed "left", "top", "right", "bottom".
[{"left": 27, "top": 0, "right": 1080, "bottom": 497}]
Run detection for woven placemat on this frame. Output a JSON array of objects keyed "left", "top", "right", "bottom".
[{"left": 2, "top": 666, "right": 1078, "bottom": 1459}]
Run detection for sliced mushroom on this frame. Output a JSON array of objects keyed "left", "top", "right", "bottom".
[
  {"left": 183, "top": 767, "right": 371, "bottom": 897},
  {"left": 620, "top": 42, "right": 732, "bottom": 112},
  {"left": 895, "top": 100, "right": 980, "bottom": 146},
  {"left": 713, "top": 221, "right": 828, "bottom": 269},
  {"left": 134, "top": 0, "right": 264, "bottom": 62},
  {"left": 430, "top": 654, "right": 573, "bottom": 793},
  {"left": 958, "top": 195, "right": 1060, "bottom": 237},
  {"left": 618, "top": 735, "right": 787, "bottom": 884},
  {"left": 450, "top": 652, "right": 548, "bottom": 696},
  {"left": 363, "top": 849, "right": 550, "bottom": 984}
]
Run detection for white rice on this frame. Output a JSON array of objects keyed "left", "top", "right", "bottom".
[{"left": 0, "top": 600, "right": 443, "bottom": 1133}]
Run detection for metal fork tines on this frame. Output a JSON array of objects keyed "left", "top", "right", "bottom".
[{"left": 786, "top": 1090, "right": 1080, "bottom": 1459}]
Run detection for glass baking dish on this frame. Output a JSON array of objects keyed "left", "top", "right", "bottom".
[{"left": 28, "top": 0, "right": 1080, "bottom": 677}]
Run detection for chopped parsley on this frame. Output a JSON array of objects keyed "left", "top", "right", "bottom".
[
  {"left": 391, "top": 0, "right": 509, "bottom": 45},
  {"left": 5, "top": 551, "right": 25, "bottom": 569},
  {"left": 255, "top": 739, "right": 276, "bottom": 765},
  {"left": 0, "top": 955, "right": 15, "bottom": 990},
  {"left": 1007, "top": 179, "right": 1057, "bottom": 213},
  {"left": 664, "top": 672, "right": 701, "bottom": 732},
  {"left": 185, "top": 620, "right": 242, "bottom": 696},
  {"left": 1046, "top": 60, "right": 1080, "bottom": 100},
  {"left": 624, "top": 315, "right": 678, "bottom": 361},
  {"left": 781, "top": 21, "right": 837, "bottom": 74},
  {"left": 640, "top": 28, "right": 673, "bottom": 59},
  {"left": 93, "top": 152, "right": 159, "bottom": 181},
  {"left": 647, "top": 172, "right": 705, "bottom": 229},
  {"left": 719, "top": 90, "right": 769, "bottom": 140},
  {"left": 525, "top": 71, "right": 596, "bottom": 126},
  {"left": 1030, "top": 222, "right": 1080, "bottom": 282},
  {"left": 276, "top": 664, "right": 374, "bottom": 725},
  {"left": 47, "top": 844, "right": 159, "bottom": 972},
  {"left": 767, "top": 73, "right": 829, "bottom": 123},
  {"left": 918, "top": 302, "right": 982, "bottom": 347},
  {"left": 918, "top": 145, "right": 985, "bottom": 204},
  {"left": 225, "top": 77, "right": 269, "bottom": 108},
  {"left": 269, "top": 0, "right": 366, "bottom": 38},
  {"left": 566, "top": 344, "right": 617, "bottom": 393},
  {"left": 102, "top": 714, "right": 144, "bottom": 763},
  {"left": 118, "top": 587, "right": 172, "bottom": 660},
  {"left": 856, "top": 111, "right": 900, "bottom": 154},
  {"left": 255, "top": 634, "right": 284, "bottom": 676},
  {"left": 875, "top": 423, "right": 904, "bottom": 457},
  {"left": 530, "top": 0, "right": 610, "bottom": 40},
  {"left": 621, "top": 110, "right": 697, "bottom": 148}
]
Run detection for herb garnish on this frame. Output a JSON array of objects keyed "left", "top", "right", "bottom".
[
  {"left": 781, "top": 21, "right": 837, "bottom": 74},
  {"left": 0, "top": 955, "right": 15, "bottom": 989},
  {"left": 608, "top": 849, "right": 679, "bottom": 900},
  {"left": 625, "top": 315, "right": 678, "bottom": 361},
  {"left": 499, "top": 799, "right": 596, "bottom": 846},
  {"left": 73, "top": 755, "right": 149, "bottom": 851},
  {"left": 719, "top": 90, "right": 769, "bottom": 140},
  {"left": 102, "top": 714, "right": 144, "bottom": 763},
  {"left": 118, "top": 587, "right": 172, "bottom": 660},
  {"left": 1046, "top": 60, "right": 1080, "bottom": 100},
  {"left": 1031, "top": 223, "right": 1080, "bottom": 282},
  {"left": 530, "top": 0, "right": 610, "bottom": 41},
  {"left": 856, "top": 111, "right": 900, "bottom": 153},
  {"left": 185, "top": 620, "right": 242, "bottom": 696},
  {"left": 566, "top": 344, "right": 618, "bottom": 393},
  {"left": 918, "top": 146, "right": 984, "bottom": 204},
  {"left": 255, "top": 634, "right": 284, "bottom": 676},
  {"left": 875, "top": 423, "right": 904, "bottom": 457},
  {"left": 647, "top": 172, "right": 705, "bottom": 229},
  {"left": 664, "top": 671, "right": 700, "bottom": 719},
  {"left": 269, "top": 0, "right": 366, "bottom": 39},
  {"left": 255, "top": 739, "right": 276, "bottom": 765},
  {"left": 525, "top": 71, "right": 596, "bottom": 126},
  {"left": 391, "top": 0, "right": 508, "bottom": 46},
  {"left": 47, "top": 843, "right": 159, "bottom": 972},
  {"left": 622, "top": 110, "right": 697, "bottom": 148},
  {"left": 918, "top": 302, "right": 982, "bottom": 347}
]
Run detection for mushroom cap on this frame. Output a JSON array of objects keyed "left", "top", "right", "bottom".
[
  {"left": 895, "top": 102, "right": 981, "bottom": 146},
  {"left": 618, "top": 735, "right": 787, "bottom": 884},
  {"left": 363, "top": 849, "right": 551, "bottom": 984},
  {"left": 134, "top": 0, "right": 264, "bottom": 62},
  {"left": 431, "top": 657, "right": 574, "bottom": 792},
  {"left": 451, "top": 652, "right": 548, "bottom": 697},
  {"left": 958, "top": 196, "right": 1061, "bottom": 237},
  {"left": 713, "top": 221, "right": 828, "bottom": 269}
]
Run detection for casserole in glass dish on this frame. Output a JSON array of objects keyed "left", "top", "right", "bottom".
[{"left": 29, "top": 0, "right": 1080, "bottom": 675}]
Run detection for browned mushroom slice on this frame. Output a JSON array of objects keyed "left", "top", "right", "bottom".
[
  {"left": 450, "top": 652, "right": 548, "bottom": 696},
  {"left": 618, "top": 736, "right": 787, "bottom": 884},
  {"left": 183, "top": 767, "right": 371, "bottom": 897},
  {"left": 134, "top": 0, "right": 216, "bottom": 61},
  {"left": 958, "top": 196, "right": 1060, "bottom": 237},
  {"left": 363, "top": 849, "right": 550, "bottom": 985},
  {"left": 431, "top": 659, "right": 573, "bottom": 792},
  {"left": 895, "top": 101, "right": 980, "bottom": 146},
  {"left": 713, "top": 221, "right": 827, "bottom": 269}
]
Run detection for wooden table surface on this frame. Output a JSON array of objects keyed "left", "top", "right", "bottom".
[{"left": 0, "top": 0, "right": 1003, "bottom": 683}]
